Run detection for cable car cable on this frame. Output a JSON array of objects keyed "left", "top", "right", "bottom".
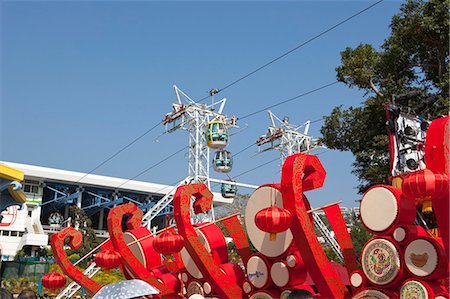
[
  {"left": 75, "top": 121, "right": 162, "bottom": 184},
  {"left": 237, "top": 81, "right": 338, "bottom": 120},
  {"left": 196, "top": 0, "right": 384, "bottom": 102},
  {"left": 115, "top": 145, "right": 189, "bottom": 189}
]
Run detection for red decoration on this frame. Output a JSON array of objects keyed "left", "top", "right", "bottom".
[
  {"left": 402, "top": 169, "right": 448, "bottom": 202},
  {"left": 254, "top": 206, "right": 292, "bottom": 240},
  {"left": 94, "top": 250, "right": 121, "bottom": 270},
  {"left": 153, "top": 231, "right": 185, "bottom": 261},
  {"left": 42, "top": 272, "right": 66, "bottom": 290}
]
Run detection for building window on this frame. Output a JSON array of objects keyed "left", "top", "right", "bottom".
[
  {"left": 1, "top": 231, "right": 9, "bottom": 236},
  {"left": 18, "top": 232, "right": 24, "bottom": 237},
  {"left": 10, "top": 231, "right": 18, "bottom": 237},
  {"left": 28, "top": 211, "right": 32, "bottom": 217},
  {"left": 23, "top": 180, "right": 39, "bottom": 194}
]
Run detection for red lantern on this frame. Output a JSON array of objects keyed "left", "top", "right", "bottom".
[
  {"left": 94, "top": 250, "right": 121, "bottom": 271},
  {"left": 153, "top": 231, "right": 185, "bottom": 262},
  {"left": 402, "top": 169, "right": 449, "bottom": 213},
  {"left": 42, "top": 272, "right": 66, "bottom": 290},
  {"left": 255, "top": 206, "right": 292, "bottom": 241}
]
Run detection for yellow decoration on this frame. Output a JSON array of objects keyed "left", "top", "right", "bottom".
[
  {"left": 0, "top": 164, "right": 24, "bottom": 181},
  {"left": 392, "top": 177, "right": 402, "bottom": 188}
]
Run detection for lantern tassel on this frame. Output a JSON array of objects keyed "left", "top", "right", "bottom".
[
  {"left": 422, "top": 200, "right": 433, "bottom": 214},
  {"left": 269, "top": 233, "right": 277, "bottom": 241},
  {"left": 165, "top": 254, "right": 175, "bottom": 263}
]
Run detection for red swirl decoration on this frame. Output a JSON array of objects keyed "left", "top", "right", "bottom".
[
  {"left": 280, "top": 153, "right": 348, "bottom": 299},
  {"left": 51, "top": 227, "right": 102, "bottom": 296},
  {"left": 173, "top": 183, "right": 244, "bottom": 299}
]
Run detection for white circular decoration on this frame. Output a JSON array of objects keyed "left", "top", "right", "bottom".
[
  {"left": 180, "top": 247, "right": 203, "bottom": 279},
  {"left": 187, "top": 281, "right": 204, "bottom": 297},
  {"left": 249, "top": 291, "right": 277, "bottom": 299},
  {"left": 352, "top": 289, "right": 392, "bottom": 299},
  {"left": 246, "top": 255, "right": 271, "bottom": 289},
  {"left": 242, "top": 281, "right": 252, "bottom": 294},
  {"left": 405, "top": 239, "right": 438, "bottom": 277},
  {"left": 393, "top": 227, "right": 406, "bottom": 242},
  {"left": 361, "top": 238, "right": 401, "bottom": 285},
  {"left": 360, "top": 186, "right": 399, "bottom": 232},
  {"left": 350, "top": 272, "right": 363, "bottom": 288},
  {"left": 245, "top": 186, "right": 293, "bottom": 257},
  {"left": 270, "top": 261, "right": 289, "bottom": 287},
  {"left": 181, "top": 272, "right": 189, "bottom": 282},
  {"left": 203, "top": 282, "right": 212, "bottom": 295},
  {"left": 400, "top": 280, "right": 428, "bottom": 299}
]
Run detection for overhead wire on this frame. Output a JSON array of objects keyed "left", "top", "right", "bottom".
[{"left": 196, "top": 0, "right": 384, "bottom": 102}]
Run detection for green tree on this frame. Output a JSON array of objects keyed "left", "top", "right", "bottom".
[
  {"left": 321, "top": 0, "right": 449, "bottom": 193},
  {"left": 348, "top": 213, "right": 372, "bottom": 261},
  {"left": 68, "top": 206, "right": 100, "bottom": 263}
]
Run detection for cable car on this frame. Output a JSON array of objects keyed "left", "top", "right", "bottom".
[
  {"left": 206, "top": 121, "right": 229, "bottom": 149},
  {"left": 221, "top": 181, "right": 237, "bottom": 198},
  {"left": 213, "top": 150, "right": 233, "bottom": 173}
]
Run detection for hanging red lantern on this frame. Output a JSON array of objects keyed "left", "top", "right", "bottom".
[
  {"left": 402, "top": 169, "right": 449, "bottom": 213},
  {"left": 94, "top": 250, "right": 121, "bottom": 271},
  {"left": 42, "top": 272, "right": 66, "bottom": 290},
  {"left": 255, "top": 206, "right": 292, "bottom": 241},
  {"left": 153, "top": 231, "right": 185, "bottom": 262}
]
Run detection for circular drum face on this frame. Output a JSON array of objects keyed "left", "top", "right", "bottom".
[
  {"left": 400, "top": 280, "right": 429, "bottom": 299},
  {"left": 246, "top": 255, "right": 270, "bottom": 289},
  {"left": 187, "top": 281, "right": 204, "bottom": 297},
  {"left": 270, "top": 261, "right": 289, "bottom": 287},
  {"left": 404, "top": 239, "right": 438, "bottom": 277},
  {"left": 352, "top": 289, "right": 392, "bottom": 299},
  {"left": 280, "top": 290, "right": 291, "bottom": 299},
  {"left": 249, "top": 291, "right": 278, "bottom": 299},
  {"left": 245, "top": 186, "right": 293, "bottom": 257},
  {"left": 350, "top": 272, "right": 363, "bottom": 288},
  {"left": 360, "top": 186, "right": 399, "bottom": 232},
  {"left": 362, "top": 238, "right": 401, "bottom": 285}
]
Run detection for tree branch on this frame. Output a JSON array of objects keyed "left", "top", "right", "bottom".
[{"left": 369, "top": 79, "right": 384, "bottom": 97}]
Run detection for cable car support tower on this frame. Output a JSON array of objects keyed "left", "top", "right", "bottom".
[{"left": 256, "top": 110, "right": 344, "bottom": 262}]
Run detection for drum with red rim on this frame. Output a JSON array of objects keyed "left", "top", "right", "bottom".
[
  {"left": 400, "top": 279, "right": 448, "bottom": 299},
  {"left": 360, "top": 185, "right": 415, "bottom": 234},
  {"left": 392, "top": 225, "right": 427, "bottom": 245},
  {"left": 157, "top": 273, "right": 181, "bottom": 294},
  {"left": 122, "top": 227, "right": 162, "bottom": 278},
  {"left": 249, "top": 288, "right": 281, "bottom": 299},
  {"left": 404, "top": 236, "right": 448, "bottom": 280},
  {"left": 361, "top": 237, "right": 404, "bottom": 287},
  {"left": 246, "top": 253, "right": 274, "bottom": 289},
  {"left": 352, "top": 288, "right": 398, "bottom": 299},
  {"left": 194, "top": 222, "right": 228, "bottom": 265},
  {"left": 270, "top": 260, "right": 306, "bottom": 288},
  {"left": 349, "top": 270, "right": 366, "bottom": 289}
]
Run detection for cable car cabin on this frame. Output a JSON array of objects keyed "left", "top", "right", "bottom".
[
  {"left": 221, "top": 182, "right": 237, "bottom": 198},
  {"left": 213, "top": 150, "right": 233, "bottom": 173},
  {"left": 206, "top": 121, "right": 229, "bottom": 149}
]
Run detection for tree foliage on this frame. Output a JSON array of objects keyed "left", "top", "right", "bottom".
[
  {"left": 68, "top": 206, "right": 100, "bottom": 262},
  {"left": 321, "top": 0, "right": 449, "bottom": 193}
]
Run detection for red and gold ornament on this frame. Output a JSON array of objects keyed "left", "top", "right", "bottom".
[
  {"left": 153, "top": 231, "right": 185, "bottom": 262},
  {"left": 94, "top": 249, "right": 121, "bottom": 271},
  {"left": 42, "top": 272, "right": 66, "bottom": 290},
  {"left": 255, "top": 206, "right": 292, "bottom": 241}
]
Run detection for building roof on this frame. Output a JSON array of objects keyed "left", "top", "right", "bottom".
[{"left": 0, "top": 161, "right": 232, "bottom": 204}]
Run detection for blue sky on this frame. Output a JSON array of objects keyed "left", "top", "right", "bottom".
[{"left": 1, "top": 1, "right": 402, "bottom": 208}]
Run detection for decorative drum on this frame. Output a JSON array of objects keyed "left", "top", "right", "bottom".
[
  {"left": 361, "top": 237, "right": 403, "bottom": 287},
  {"left": 360, "top": 185, "right": 416, "bottom": 234},
  {"left": 242, "top": 280, "right": 253, "bottom": 295},
  {"left": 400, "top": 279, "right": 448, "bottom": 299},
  {"left": 270, "top": 260, "right": 306, "bottom": 287},
  {"left": 249, "top": 289, "right": 281, "bottom": 299},
  {"left": 246, "top": 254, "right": 274, "bottom": 289},
  {"left": 203, "top": 282, "right": 212, "bottom": 295},
  {"left": 180, "top": 223, "right": 228, "bottom": 279},
  {"left": 157, "top": 273, "right": 181, "bottom": 294},
  {"left": 122, "top": 227, "right": 162, "bottom": 277},
  {"left": 286, "top": 251, "right": 306, "bottom": 274},
  {"left": 404, "top": 236, "right": 448, "bottom": 280},
  {"left": 393, "top": 225, "right": 427, "bottom": 245},
  {"left": 280, "top": 286, "right": 315, "bottom": 299},
  {"left": 245, "top": 185, "right": 293, "bottom": 258},
  {"left": 195, "top": 222, "right": 228, "bottom": 264},
  {"left": 187, "top": 280, "right": 204, "bottom": 297},
  {"left": 352, "top": 288, "right": 398, "bottom": 299},
  {"left": 349, "top": 270, "right": 366, "bottom": 288}
]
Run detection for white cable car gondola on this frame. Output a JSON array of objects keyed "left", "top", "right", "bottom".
[
  {"left": 206, "top": 121, "right": 229, "bottom": 149},
  {"left": 213, "top": 150, "right": 233, "bottom": 173},
  {"left": 221, "top": 181, "right": 237, "bottom": 198}
]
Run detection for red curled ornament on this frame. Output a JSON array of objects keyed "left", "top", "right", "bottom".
[{"left": 255, "top": 206, "right": 292, "bottom": 241}]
